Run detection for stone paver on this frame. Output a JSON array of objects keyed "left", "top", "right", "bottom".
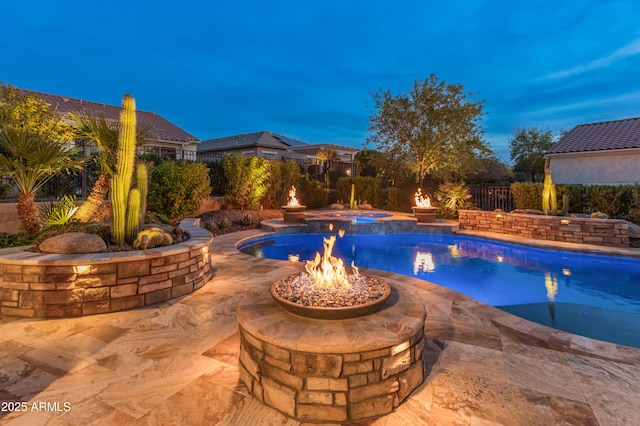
[{"left": 1, "top": 229, "right": 639, "bottom": 425}]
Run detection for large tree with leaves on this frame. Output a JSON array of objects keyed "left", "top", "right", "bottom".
[
  {"left": 69, "top": 113, "right": 150, "bottom": 222},
  {"left": 368, "top": 74, "right": 491, "bottom": 183},
  {"left": 509, "top": 127, "right": 554, "bottom": 182}
]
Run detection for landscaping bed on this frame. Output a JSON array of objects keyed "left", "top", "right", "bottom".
[{"left": 198, "top": 208, "right": 283, "bottom": 236}]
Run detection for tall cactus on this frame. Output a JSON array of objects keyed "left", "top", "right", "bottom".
[
  {"left": 110, "top": 94, "right": 139, "bottom": 245},
  {"left": 349, "top": 183, "right": 356, "bottom": 209},
  {"left": 542, "top": 159, "right": 569, "bottom": 216},
  {"left": 125, "top": 188, "right": 141, "bottom": 243},
  {"left": 136, "top": 162, "right": 148, "bottom": 225}
]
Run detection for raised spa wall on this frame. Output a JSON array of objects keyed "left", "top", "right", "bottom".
[
  {"left": 458, "top": 210, "right": 630, "bottom": 247},
  {"left": 0, "top": 219, "right": 213, "bottom": 318}
]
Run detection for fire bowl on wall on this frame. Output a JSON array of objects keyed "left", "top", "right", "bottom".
[
  {"left": 412, "top": 206, "right": 438, "bottom": 223},
  {"left": 282, "top": 205, "right": 307, "bottom": 222},
  {"left": 270, "top": 274, "right": 392, "bottom": 319}
]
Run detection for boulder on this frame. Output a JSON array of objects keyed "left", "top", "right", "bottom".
[
  {"left": 39, "top": 232, "right": 107, "bottom": 254},
  {"left": 628, "top": 222, "right": 640, "bottom": 239}
]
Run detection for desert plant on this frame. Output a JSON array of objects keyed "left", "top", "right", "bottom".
[
  {"left": 238, "top": 214, "right": 255, "bottom": 226},
  {"left": 336, "top": 177, "right": 382, "bottom": 208},
  {"left": 0, "top": 127, "right": 84, "bottom": 234},
  {"left": 132, "top": 227, "right": 174, "bottom": 250},
  {"left": 217, "top": 217, "right": 232, "bottom": 229},
  {"left": 202, "top": 219, "right": 219, "bottom": 233},
  {"left": 148, "top": 160, "right": 212, "bottom": 220},
  {"left": 223, "top": 154, "right": 270, "bottom": 209},
  {"left": 437, "top": 182, "right": 473, "bottom": 210},
  {"left": 40, "top": 195, "right": 78, "bottom": 228},
  {"left": 136, "top": 162, "right": 149, "bottom": 225},
  {"left": 541, "top": 161, "right": 568, "bottom": 216},
  {"left": 109, "top": 94, "right": 143, "bottom": 245},
  {"left": 70, "top": 112, "right": 151, "bottom": 223}
]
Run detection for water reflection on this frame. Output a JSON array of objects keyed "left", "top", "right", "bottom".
[{"left": 413, "top": 251, "right": 435, "bottom": 275}]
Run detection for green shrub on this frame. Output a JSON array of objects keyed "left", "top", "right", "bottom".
[
  {"left": 205, "top": 159, "right": 226, "bottom": 195},
  {"left": 297, "top": 177, "right": 329, "bottom": 208},
  {"left": 336, "top": 177, "right": 381, "bottom": 208},
  {"left": 584, "top": 185, "right": 635, "bottom": 220},
  {"left": 202, "top": 219, "right": 218, "bottom": 233},
  {"left": 0, "top": 232, "right": 34, "bottom": 248},
  {"left": 556, "top": 184, "right": 585, "bottom": 214},
  {"left": 223, "top": 154, "right": 270, "bottom": 209},
  {"left": 262, "top": 160, "right": 301, "bottom": 208},
  {"left": 510, "top": 182, "right": 543, "bottom": 210},
  {"left": 383, "top": 186, "right": 413, "bottom": 212},
  {"left": 437, "top": 182, "right": 474, "bottom": 210},
  {"left": 148, "top": 160, "right": 212, "bottom": 220}
]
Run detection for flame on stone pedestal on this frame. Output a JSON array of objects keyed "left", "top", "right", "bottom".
[
  {"left": 287, "top": 185, "right": 300, "bottom": 207},
  {"left": 305, "top": 235, "right": 359, "bottom": 287},
  {"left": 414, "top": 188, "right": 431, "bottom": 207}
]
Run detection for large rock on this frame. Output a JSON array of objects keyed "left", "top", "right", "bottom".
[
  {"left": 629, "top": 222, "right": 640, "bottom": 239},
  {"left": 39, "top": 232, "right": 107, "bottom": 254}
]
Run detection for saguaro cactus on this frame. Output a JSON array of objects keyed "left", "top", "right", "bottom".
[
  {"left": 136, "top": 162, "right": 148, "bottom": 225},
  {"left": 110, "top": 94, "right": 141, "bottom": 245},
  {"left": 541, "top": 159, "right": 569, "bottom": 216},
  {"left": 349, "top": 183, "right": 357, "bottom": 209}
]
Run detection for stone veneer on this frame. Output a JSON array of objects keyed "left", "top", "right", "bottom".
[
  {"left": 236, "top": 285, "right": 426, "bottom": 423},
  {"left": 0, "top": 219, "right": 213, "bottom": 318},
  {"left": 458, "top": 210, "right": 630, "bottom": 247}
]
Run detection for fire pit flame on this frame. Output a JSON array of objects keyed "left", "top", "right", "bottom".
[
  {"left": 287, "top": 185, "right": 301, "bottom": 207},
  {"left": 414, "top": 188, "right": 431, "bottom": 207},
  {"left": 305, "top": 235, "right": 357, "bottom": 287}
]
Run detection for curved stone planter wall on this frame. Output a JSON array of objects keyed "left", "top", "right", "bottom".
[{"left": 0, "top": 219, "right": 213, "bottom": 318}]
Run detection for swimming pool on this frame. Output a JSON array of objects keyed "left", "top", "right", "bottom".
[{"left": 238, "top": 233, "right": 640, "bottom": 348}]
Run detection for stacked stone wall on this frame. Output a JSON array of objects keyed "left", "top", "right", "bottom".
[
  {"left": 458, "top": 210, "right": 629, "bottom": 247},
  {"left": 238, "top": 327, "right": 424, "bottom": 423}
]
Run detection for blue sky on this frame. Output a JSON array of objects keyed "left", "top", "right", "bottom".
[{"left": 1, "top": 0, "right": 639, "bottom": 161}]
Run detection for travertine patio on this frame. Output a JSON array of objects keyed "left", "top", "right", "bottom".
[{"left": 1, "top": 229, "right": 639, "bottom": 425}]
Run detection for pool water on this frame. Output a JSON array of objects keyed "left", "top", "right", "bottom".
[{"left": 239, "top": 233, "right": 640, "bottom": 348}]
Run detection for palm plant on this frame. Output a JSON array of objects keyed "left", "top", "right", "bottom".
[
  {"left": 69, "top": 113, "right": 150, "bottom": 222},
  {"left": 0, "top": 126, "right": 85, "bottom": 234}
]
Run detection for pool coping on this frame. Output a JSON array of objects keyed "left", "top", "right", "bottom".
[{"left": 226, "top": 227, "right": 640, "bottom": 365}]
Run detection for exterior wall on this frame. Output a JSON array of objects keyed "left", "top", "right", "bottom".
[
  {"left": 0, "top": 219, "right": 213, "bottom": 318},
  {"left": 458, "top": 210, "right": 629, "bottom": 247},
  {"left": 549, "top": 150, "right": 640, "bottom": 184}
]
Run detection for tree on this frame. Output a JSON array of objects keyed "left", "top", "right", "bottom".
[
  {"left": 223, "top": 154, "right": 270, "bottom": 209},
  {"left": 0, "top": 85, "right": 75, "bottom": 141},
  {"left": 509, "top": 127, "right": 554, "bottom": 182},
  {"left": 0, "top": 127, "right": 84, "bottom": 234},
  {"left": 0, "top": 85, "right": 84, "bottom": 234},
  {"left": 368, "top": 74, "right": 491, "bottom": 183},
  {"left": 69, "top": 112, "right": 151, "bottom": 222}
]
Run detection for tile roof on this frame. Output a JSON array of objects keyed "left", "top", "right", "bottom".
[
  {"left": 198, "top": 131, "right": 308, "bottom": 152},
  {"left": 548, "top": 116, "right": 640, "bottom": 154},
  {"left": 22, "top": 89, "right": 198, "bottom": 144}
]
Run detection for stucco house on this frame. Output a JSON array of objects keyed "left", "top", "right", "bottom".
[
  {"left": 548, "top": 117, "right": 640, "bottom": 185},
  {"left": 22, "top": 89, "right": 200, "bottom": 160},
  {"left": 198, "top": 131, "right": 359, "bottom": 163}
]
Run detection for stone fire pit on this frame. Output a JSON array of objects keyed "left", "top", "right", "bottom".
[
  {"left": 237, "top": 283, "right": 426, "bottom": 423},
  {"left": 412, "top": 206, "right": 438, "bottom": 223}
]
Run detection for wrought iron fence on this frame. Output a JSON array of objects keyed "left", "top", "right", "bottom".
[{"left": 468, "top": 185, "right": 514, "bottom": 212}]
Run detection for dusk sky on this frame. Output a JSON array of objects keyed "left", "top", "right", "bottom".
[{"left": 2, "top": 0, "right": 639, "bottom": 161}]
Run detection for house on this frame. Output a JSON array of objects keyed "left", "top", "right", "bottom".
[
  {"left": 547, "top": 117, "right": 640, "bottom": 185},
  {"left": 198, "top": 131, "right": 360, "bottom": 178},
  {"left": 22, "top": 89, "right": 200, "bottom": 159},
  {"left": 198, "top": 131, "right": 359, "bottom": 162}
]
